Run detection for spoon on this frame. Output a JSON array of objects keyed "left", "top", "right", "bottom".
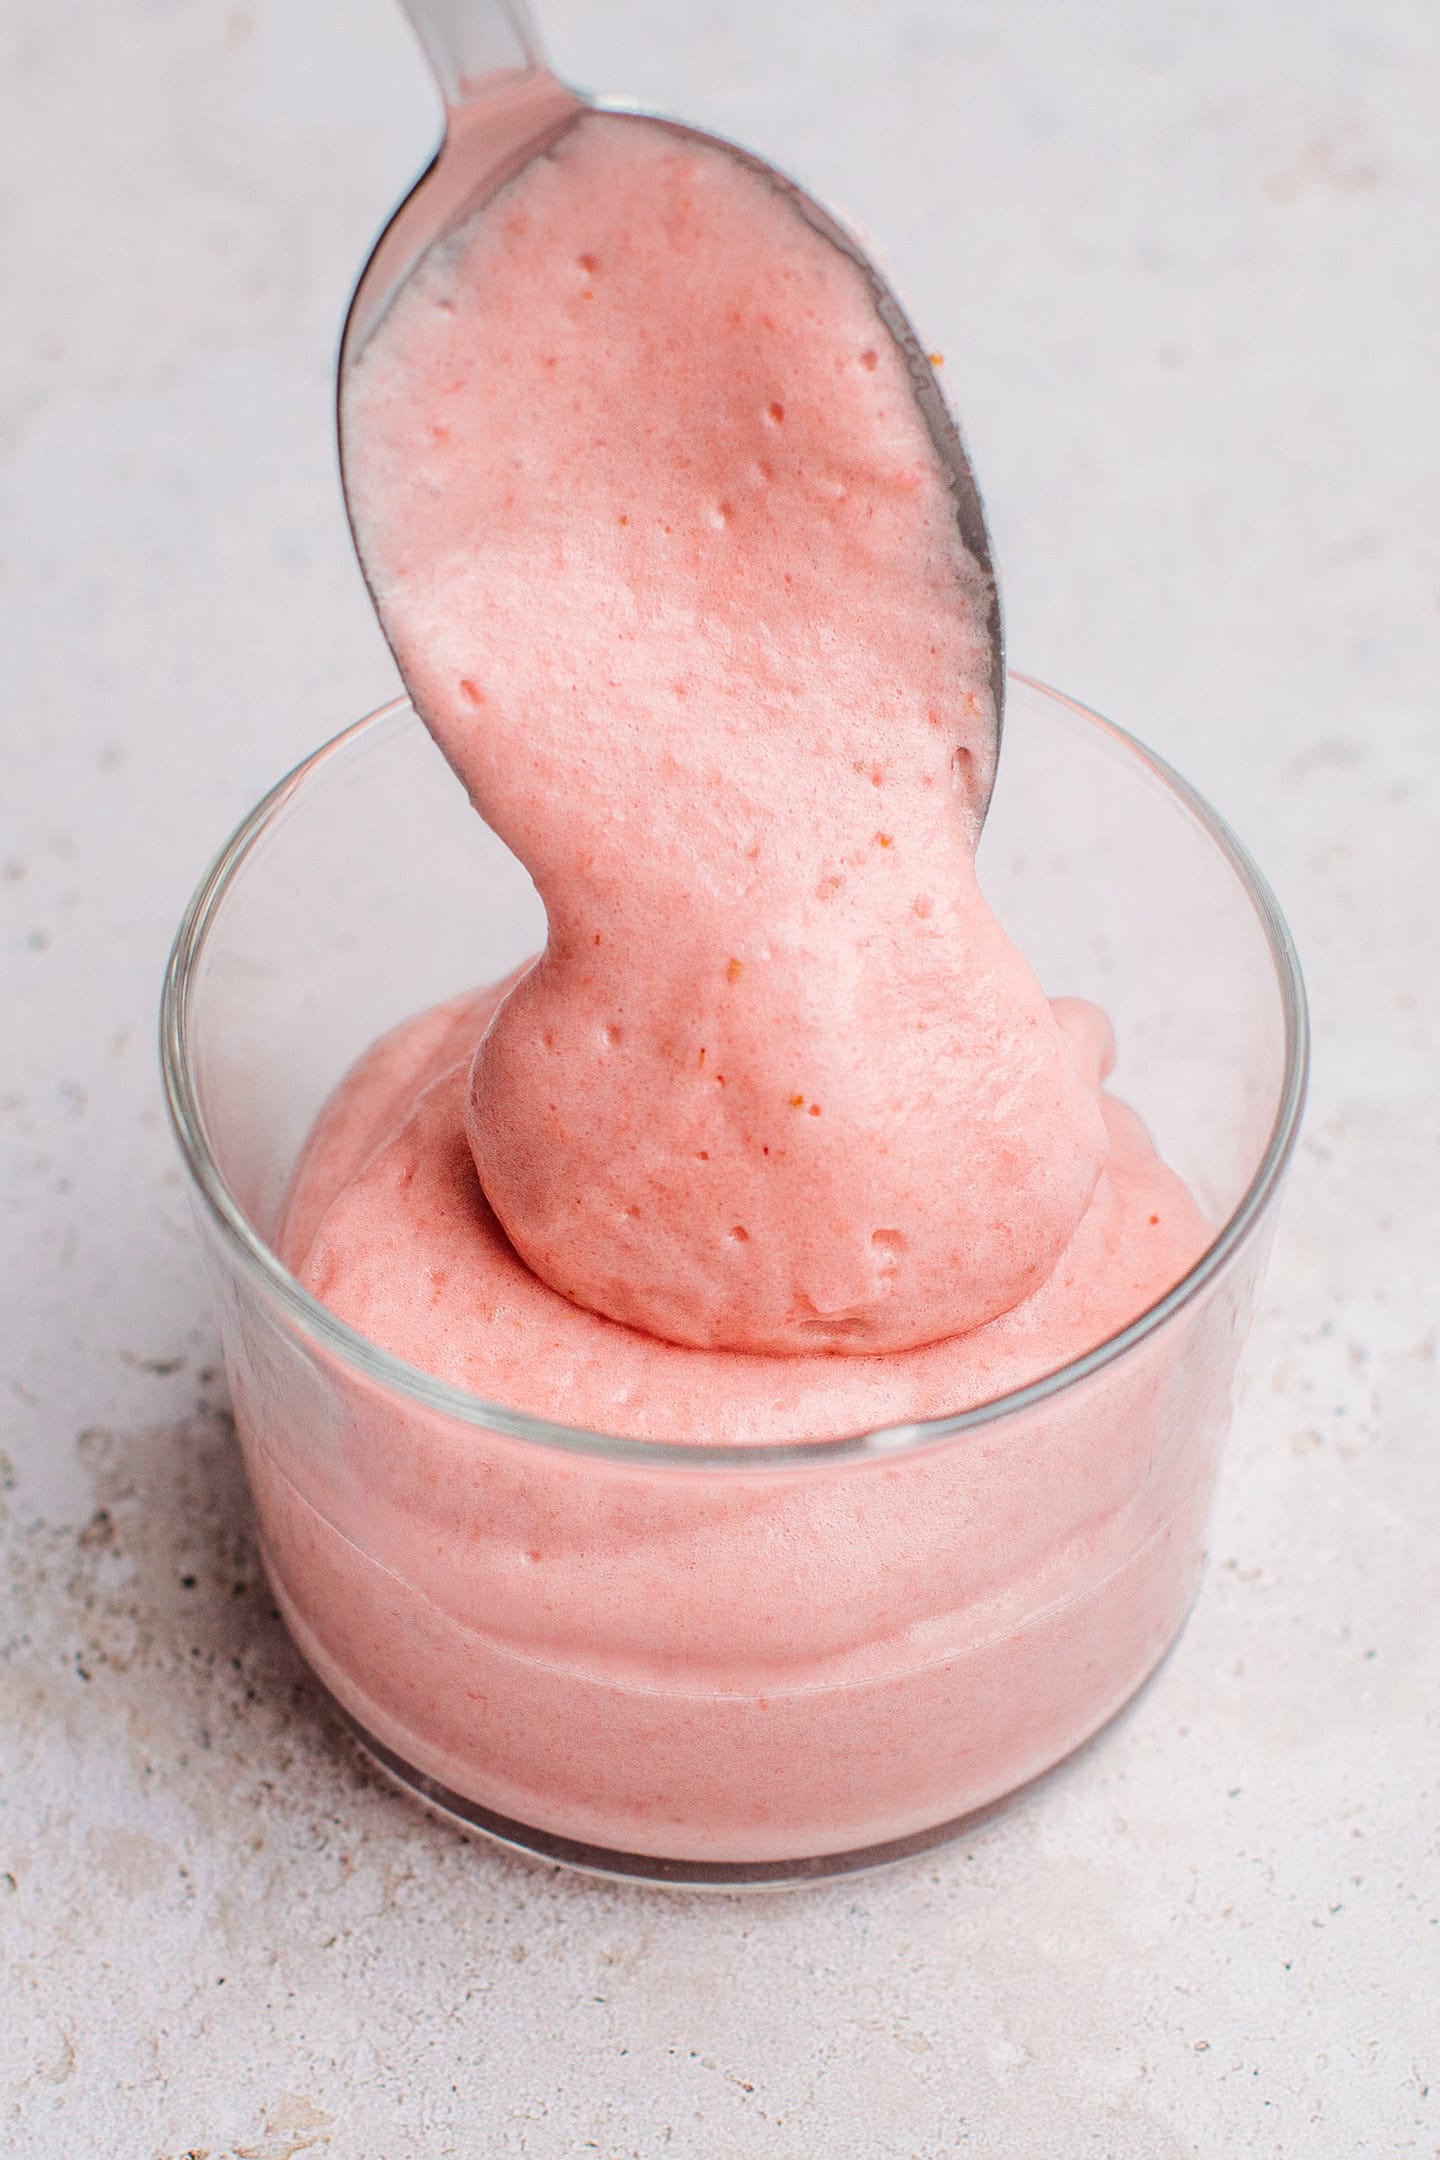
[{"left": 338, "top": 0, "right": 1005, "bottom": 814}]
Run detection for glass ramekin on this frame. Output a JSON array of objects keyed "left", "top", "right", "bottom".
[{"left": 160, "top": 676, "right": 1307, "bottom": 1888}]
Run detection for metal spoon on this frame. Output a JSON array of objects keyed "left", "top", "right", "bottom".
[{"left": 339, "top": 0, "right": 1005, "bottom": 812}]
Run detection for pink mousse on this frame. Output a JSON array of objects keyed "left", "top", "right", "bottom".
[
  {"left": 282, "top": 982, "right": 1203, "bottom": 1441},
  {"left": 251, "top": 110, "right": 1220, "bottom": 1862},
  {"left": 339, "top": 112, "right": 1109, "bottom": 1356}
]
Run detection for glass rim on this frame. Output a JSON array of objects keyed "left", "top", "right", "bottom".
[{"left": 160, "top": 674, "right": 1309, "bottom": 1474}]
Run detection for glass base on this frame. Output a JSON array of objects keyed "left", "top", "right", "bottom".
[{"left": 323, "top": 1629, "right": 1186, "bottom": 1891}]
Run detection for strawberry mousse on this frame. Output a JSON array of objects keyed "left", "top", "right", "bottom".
[{"left": 250, "top": 111, "right": 1219, "bottom": 1863}]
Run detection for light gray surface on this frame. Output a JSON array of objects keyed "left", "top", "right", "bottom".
[{"left": 2, "top": 0, "right": 1436, "bottom": 2152}]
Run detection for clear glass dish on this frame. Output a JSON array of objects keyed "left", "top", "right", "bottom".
[{"left": 161, "top": 676, "right": 1307, "bottom": 1887}]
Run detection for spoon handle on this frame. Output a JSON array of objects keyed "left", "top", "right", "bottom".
[{"left": 400, "top": 0, "right": 547, "bottom": 107}]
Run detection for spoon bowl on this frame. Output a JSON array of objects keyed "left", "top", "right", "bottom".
[{"left": 338, "top": 0, "right": 1005, "bottom": 811}]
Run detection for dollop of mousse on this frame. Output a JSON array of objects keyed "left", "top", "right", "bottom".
[
  {"left": 282, "top": 985, "right": 1208, "bottom": 1442},
  {"left": 341, "top": 112, "right": 1108, "bottom": 1356}
]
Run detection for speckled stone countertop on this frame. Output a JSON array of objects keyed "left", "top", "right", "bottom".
[{"left": 3, "top": 1, "right": 1436, "bottom": 2153}]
